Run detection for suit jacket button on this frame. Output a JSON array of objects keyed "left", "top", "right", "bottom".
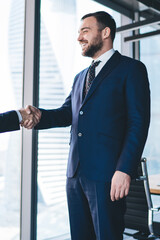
[
  {"left": 80, "top": 111, "right": 83, "bottom": 115},
  {"left": 78, "top": 133, "right": 82, "bottom": 137}
]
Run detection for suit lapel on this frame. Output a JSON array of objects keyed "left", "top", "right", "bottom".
[
  {"left": 82, "top": 51, "right": 121, "bottom": 106},
  {"left": 79, "top": 68, "right": 89, "bottom": 104}
]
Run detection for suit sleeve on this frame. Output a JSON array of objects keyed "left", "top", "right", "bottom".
[
  {"left": 0, "top": 110, "right": 20, "bottom": 133},
  {"left": 116, "top": 61, "right": 150, "bottom": 178},
  {"left": 35, "top": 92, "right": 72, "bottom": 130}
]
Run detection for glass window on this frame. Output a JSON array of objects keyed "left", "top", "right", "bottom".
[
  {"left": 37, "top": 0, "right": 121, "bottom": 239},
  {"left": 140, "top": 26, "right": 160, "bottom": 208},
  {"left": 140, "top": 30, "right": 160, "bottom": 175},
  {"left": 0, "top": 0, "right": 25, "bottom": 239}
]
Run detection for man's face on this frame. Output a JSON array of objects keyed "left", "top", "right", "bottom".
[{"left": 77, "top": 16, "right": 103, "bottom": 58}]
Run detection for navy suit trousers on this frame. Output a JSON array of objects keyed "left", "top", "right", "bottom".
[{"left": 66, "top": 171, "right": 126, "bottom": 240}]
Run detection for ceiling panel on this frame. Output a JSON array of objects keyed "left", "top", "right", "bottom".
[{"left": 94, "top": 0, "right": 160, "bottom": 19}]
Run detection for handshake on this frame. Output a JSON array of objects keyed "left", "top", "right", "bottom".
[{"left": 19, "top": 105, "right": 41, "bottom": 129}]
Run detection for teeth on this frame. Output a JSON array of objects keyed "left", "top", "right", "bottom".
[{"left": 81, "top": 43, "right": 87, "bottom": 47}]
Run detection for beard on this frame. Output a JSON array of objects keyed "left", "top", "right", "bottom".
[{"left": 82, "top": 35, "right": 103, "bottom": 58}]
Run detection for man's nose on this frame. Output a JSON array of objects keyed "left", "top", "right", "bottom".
[{"left": 77, "top": 33, "right": 82, "bottom": 42}]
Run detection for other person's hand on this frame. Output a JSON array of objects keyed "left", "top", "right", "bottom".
[
  {"left": 19, "top": 105, "right": 41, "bottom": 129},
  {"left": 110, "top": 170, "right": 131, "bottom": 201}
]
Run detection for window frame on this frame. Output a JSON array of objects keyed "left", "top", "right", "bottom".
[{"left": 20, "top": 0, "right": 40, "bottom": 239}]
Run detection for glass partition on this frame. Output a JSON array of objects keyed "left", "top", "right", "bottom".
[
  {"left": 37, "top": 0, "right": 121, "bottom": 239},
  {"left": 0, "top": 0, "right": 25, "bottom": 239},
  {"left": 140, "top": 27, "right": 160, "bottom": 210},
  {"left": 140, "top": 29, "right": 160, "bottom": 175}
]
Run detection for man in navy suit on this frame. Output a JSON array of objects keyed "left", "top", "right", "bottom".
[
  {"left": 0, "top": 107, "right": 41, "bottom": 133},
  {"left": 27, "top": 11, "right": 150, "bottom": 240}
]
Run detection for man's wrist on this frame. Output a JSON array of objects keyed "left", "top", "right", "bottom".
[{"left": 16, "top": 110, "right": 23, "bottom": 123}]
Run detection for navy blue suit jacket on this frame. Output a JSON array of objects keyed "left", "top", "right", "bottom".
[
  {"left": 0, "top": 110, "right": 20, "bottom": 133},
  {"left": 36, "top": 51, "right": 150, "bottom": 181}
]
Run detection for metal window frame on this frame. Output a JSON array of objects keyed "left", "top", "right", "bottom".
[
  {"left": 116, "top": 17, "right": 160, "bottom": 34},
  {"left": 120, "top": 15, "right": 133, "bottom": 58},
  {"left": 124, "top": 29, "right": 160, "bottom": 42},
  {"left": 117, "top": 15, "right": 160, "bottom": 46},
  {"left": 132, "top": 12, "right": 140, "bottom": 60},
  {"left": 20, "top": 0, "right": 40, "bottom": 239}
]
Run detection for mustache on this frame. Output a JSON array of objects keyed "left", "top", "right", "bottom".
[{"left": 79, "top": 40, "right": 88, "bottom": 44}]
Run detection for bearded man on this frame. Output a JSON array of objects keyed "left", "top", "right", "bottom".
[{"left": 27, "top": 11, "right": 150, "bottom": 240}]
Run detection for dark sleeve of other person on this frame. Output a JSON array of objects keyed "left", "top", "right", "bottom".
[{"left": 0, "top": 110, "right": 20, "bottom": 133}]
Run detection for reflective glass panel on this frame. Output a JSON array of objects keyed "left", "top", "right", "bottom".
[
  {"left": 140, "top": 29, "right": 160, "bottom": 175},
  {"left": 140, "top": 26, "right": 160, "bottom": 210},
  {"left": 0, "top": 0, "right": 25, "bottom": 239}
]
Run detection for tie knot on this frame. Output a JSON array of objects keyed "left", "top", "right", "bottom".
[{"left": 90, "top": 60, "right": 101, "bottom": 69}]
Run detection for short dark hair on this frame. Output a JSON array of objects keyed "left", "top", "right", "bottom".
[{"left": 81, "top": 11, "right": 116, "bottom": 42}]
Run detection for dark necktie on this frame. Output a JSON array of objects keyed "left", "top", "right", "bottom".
[{"left": 84, "top": 60, "right": 101, "bottom": 97}]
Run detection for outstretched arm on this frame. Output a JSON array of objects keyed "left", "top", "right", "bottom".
[
  {"left": 0, "top": 111, "right": 20, "bottom": 133},
  {"left": 22, "top": 92, "right": 72, "bottom": 130},
  {"left": 0, "top": 106, "right": 41, "bottom": 133}
]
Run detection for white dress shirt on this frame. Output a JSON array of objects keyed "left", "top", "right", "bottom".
[
  {"left": 94, "top": 48, "right": 115, "bottom": 76},
  {"left": 16, "top": 110, "right": 22, "bottom": 123}
]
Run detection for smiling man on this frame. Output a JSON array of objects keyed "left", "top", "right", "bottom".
[
  {"left": 78, "top": 14, "right": 113, "bottom": 59},
  {"left": 26, "top": 11, "right": 150, "bottom": 240}
]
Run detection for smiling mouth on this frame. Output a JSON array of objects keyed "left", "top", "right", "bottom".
[{"left": 80, "top": 42, "right": 88, "bottom": 49}]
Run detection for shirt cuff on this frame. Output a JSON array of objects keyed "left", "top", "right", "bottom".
[{"left": 16, "top": 110, "right": 23, "bottom": 123}]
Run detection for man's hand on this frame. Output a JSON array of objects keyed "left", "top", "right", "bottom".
[
  {"left": 110, "top": 170, "right": 131, "bottom": 201},
  {"left": 19, "top": 105, "right": 41, "bottom": 129}
]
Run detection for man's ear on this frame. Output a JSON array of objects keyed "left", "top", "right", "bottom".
[{"left": 102, "top": 27, "right": 111, "bottom": 39}]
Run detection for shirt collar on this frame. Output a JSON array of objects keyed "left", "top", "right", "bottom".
[{"left": 94, "top": 48, "right": 115, "bottom": 64}]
